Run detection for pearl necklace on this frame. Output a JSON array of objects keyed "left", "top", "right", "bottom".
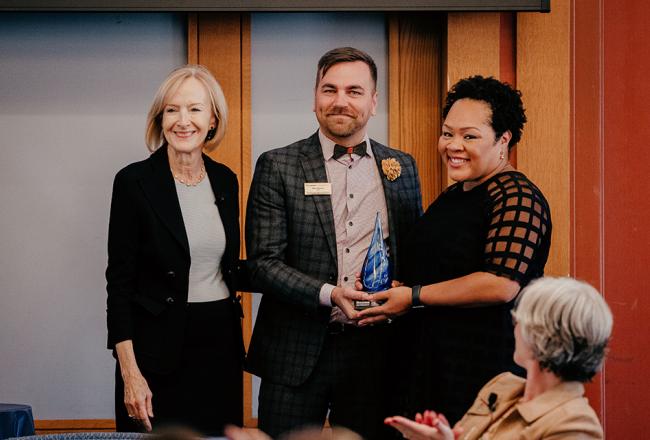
[{"left": 172, "top": 163, "right": 206, "bottom": 187}]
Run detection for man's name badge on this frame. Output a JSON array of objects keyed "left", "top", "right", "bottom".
[{"left": 304, "top": 183, "right": 332, "bottom": 196}]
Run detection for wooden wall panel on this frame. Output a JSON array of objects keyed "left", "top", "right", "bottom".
[
  {"left": 238, "top": 14, "right": 255, "bottom": 429},
  {"left": 191, "top": 12, "right": 254, "bottom": 427},
  {"left": 187, "top": 13, "right": 198, "bottom": 64},
  {"left": 499, "top": 12, "right": 517, "bottom": 167},
  {"left": 446, "top": 13, "right": 500, "bottom": 88},
  {"left": 574, "top": 1, "right": 650, "bottom": 435},
  {"left": 499, "top": 12, "right": 516, "bottom": 86},
  {"left": 516, "top": 4, "right": 571, "bottom": 278},
  {"left": 196, "top": 13, "right": 244, "bottom": 177},
  {"left": 388, "top": 13, "right": 445, "bottom": 209},
  {"left": 600, "top": 1, "right": 650, "bottom": 436},
  {"left": 572, "top": 0, "right": 605, "bottom": 420}
]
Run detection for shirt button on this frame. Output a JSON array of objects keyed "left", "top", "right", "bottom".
[
  {"left": 348, "top": 221, "right": 353, "bottom": 226},
  {"left": 344, "top": 276, "right": 348, "bottom": 282},
  {"left": 348, "top": 165, "right": 352, "bottom": 169},
  {"left": 345, "top": 248, "right": 350, "bottom": 253},
  {"left": 349, "top": 194, "right": 354, "bottom": 199}
]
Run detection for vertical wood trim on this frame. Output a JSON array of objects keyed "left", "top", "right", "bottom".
[
  {"left": 194, "top": 12, "right": 255, "bottom": 426},
  {"left": 499, "top": 12, "right": 516, "bottom": 86},
  {"left": 572, "top": 0, "right": 604, "bottom": 421},
  {"left": 439, "top": 16, "right": 448, "bottom": 186},
  {"left": 499, "top": 12, "right": 517, "bottom": 167},
  {"left": 187, "top": 13, "right": 198, "bottom": 64},
  {"left": 240, "top": 14, "right": 252, "bottom": 227},
  {"left": 198, "top": 13, "right": 243, "bottom": 176},
  {"left": 239, "top": 12, "right": 256, "bottom": 429},
  {"left": 388, "top": 15, "right": 400, "bottom": 149},
  {"left": 516, "top": 2, "right": 571, "bottom": 278},
  {"left": 387, "top": 13, "right": 445, "bottom": 209}
]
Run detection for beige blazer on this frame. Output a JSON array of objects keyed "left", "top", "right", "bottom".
[{"left": 456, "top": 372, "right": 603, "bottom": 439}]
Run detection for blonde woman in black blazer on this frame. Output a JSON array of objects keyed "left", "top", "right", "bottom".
[{"left": 106, "top": 65, "right": 245, "bottom": 436}]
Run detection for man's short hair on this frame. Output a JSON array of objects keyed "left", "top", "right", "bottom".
[{"left": 315, "top": 47, "right": 377, "bottom": 89}]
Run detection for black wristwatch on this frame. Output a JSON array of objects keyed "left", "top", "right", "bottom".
[{"left": 411, "top": 285, "right": 425, "bottom": 309}]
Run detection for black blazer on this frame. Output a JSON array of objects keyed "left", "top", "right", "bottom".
[{"left": 106, "top": 145, "right": 245, "bottom": 374}]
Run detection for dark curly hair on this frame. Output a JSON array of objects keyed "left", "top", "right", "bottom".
[{"left": 442, "top": 75, "right": 526, "bottom": 149}]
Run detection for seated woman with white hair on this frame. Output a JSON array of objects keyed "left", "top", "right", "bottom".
[{"left": 385, "top": 276, "right": 613, "bottom": 440}]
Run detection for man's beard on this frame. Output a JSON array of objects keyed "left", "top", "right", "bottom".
[{"left": 323, "top": 111, "right": 360, "bottom": 138}]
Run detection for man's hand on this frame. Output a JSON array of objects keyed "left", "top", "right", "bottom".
[{"left": 331, "top": 286, "right": 373, "bottom": 320}]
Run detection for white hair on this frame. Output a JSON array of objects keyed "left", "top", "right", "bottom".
[{"left": 513, "top": 276, "right": 613, "bottom": 381}]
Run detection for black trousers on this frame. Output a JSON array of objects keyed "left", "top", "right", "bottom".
[
  {"left": 258, "top": 324, "right": 393, "bottom": 440},
  {"left": 115, "top": 298, "right": 243, "bottom": 436}
]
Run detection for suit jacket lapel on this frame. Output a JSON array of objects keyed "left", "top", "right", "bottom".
[
  {"left": 300, "top": 133, "right": 337, "bottom": 263},
  {"left": 139, "top": 146, "right": 190, "bottom": 254},
  {"left": 370, "top": 140, "right": 401, "bottom": 272}
]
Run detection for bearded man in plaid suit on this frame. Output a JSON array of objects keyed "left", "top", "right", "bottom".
[{"left": 245, "top": 47, "right": 422, "bottom": 439}]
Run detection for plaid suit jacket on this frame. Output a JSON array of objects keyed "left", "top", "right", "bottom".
[{"left": 245, "top": 132, "right": 422, "bottom": 386}]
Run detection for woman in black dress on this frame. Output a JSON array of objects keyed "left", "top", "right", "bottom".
[{"left": 358, "top": 76, "right": 552, "bottom": 424}]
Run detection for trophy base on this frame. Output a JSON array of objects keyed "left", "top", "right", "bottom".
[{"left": 354, "top": 300, "right": 381, "bottom": 310}]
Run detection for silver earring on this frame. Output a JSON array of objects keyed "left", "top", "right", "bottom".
[{"left": 500, "top": 150, "right": 505, "bottom": 160}]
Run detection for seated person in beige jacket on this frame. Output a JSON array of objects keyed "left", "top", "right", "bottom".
[{"left": 386, "top": 276, "right": 612, "bottom": 440}]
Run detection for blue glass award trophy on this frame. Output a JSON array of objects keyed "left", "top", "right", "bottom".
[{"left": 355, "top": 212, "right": 391, "bottom": 310}]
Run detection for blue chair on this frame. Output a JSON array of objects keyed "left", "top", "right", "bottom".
[{"left": 0, "top": 404, "right": 35, "bottom": 440}]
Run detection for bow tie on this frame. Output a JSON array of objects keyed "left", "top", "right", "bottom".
[{"left": 333, "top": 142, "right": 368, "bottom": 160}]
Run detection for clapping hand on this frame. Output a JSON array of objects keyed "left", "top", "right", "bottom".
[{"left": 385, "top": 410, "right": 462, "bottom": 440}]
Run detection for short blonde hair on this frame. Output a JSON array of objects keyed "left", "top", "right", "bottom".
[
  {"left": 513, "top": 277, "right": 613, "bottom": 382},
  {"left": 145, "top": 64, "right": 228, "bottom": 152}
]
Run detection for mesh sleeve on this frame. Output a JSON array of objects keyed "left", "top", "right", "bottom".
[{"left": 483, "top": 173, "right": 551, "bottom": 284}]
